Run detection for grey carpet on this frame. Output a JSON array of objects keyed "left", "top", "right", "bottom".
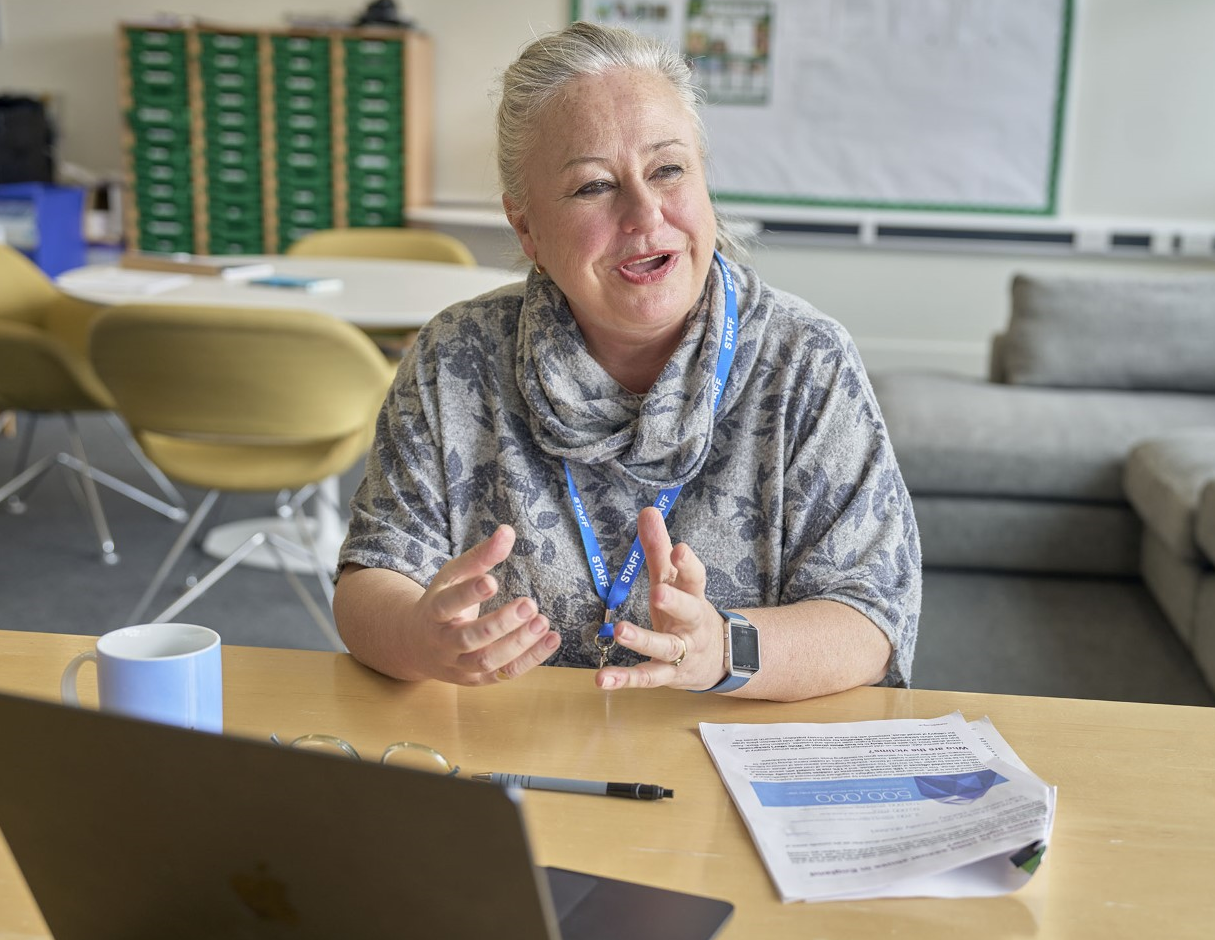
[{"left": 1, "top": 413, "right": 1211, "bottom": 707}]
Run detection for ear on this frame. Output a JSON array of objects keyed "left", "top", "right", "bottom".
[{"left": 502, "top": 194, "right": 537, "bottom": 263}]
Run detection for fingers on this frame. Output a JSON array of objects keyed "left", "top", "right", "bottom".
[
  {"left": 594, "top": 621, "right": 685, "bottom": 691},
  {"left": 612, "top": 621, "right": 687, "bottom": 665},
  {"left": 433, "top": 525, "right": 516, "bottom": 594},
  {"left": 488, "top": 619, "right": 562, "bottom": 681},
  {"left": 638, "top": 507, "right": 676, "bottom": 585}
]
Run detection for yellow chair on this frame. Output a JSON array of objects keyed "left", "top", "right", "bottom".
[
  {"left": 286, "top": 227, "right": 477, "bottom": 266},
  {"left": 90, "top": 303, "right": 395, "bottom": 649},
  {"left": 0, "top": 246, "right": 186, "bottom": 563}
]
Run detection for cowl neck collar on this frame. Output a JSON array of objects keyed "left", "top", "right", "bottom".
[{"left": 516, "top": 260, "right": 749, "bottom": 488}]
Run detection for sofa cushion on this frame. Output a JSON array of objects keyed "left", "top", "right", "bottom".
[
  {"left": 1002, "top": 274, "right": 1215, "bottom": 392},
  {"left": 1124, "top": 429, "right": 1215, "bottom": 560},
  {"left": 912, "top": 495, "right": 1140, "bottom": 575},
  {"left": 872, "top": 372, "right": 1215, "bottom": 501}
]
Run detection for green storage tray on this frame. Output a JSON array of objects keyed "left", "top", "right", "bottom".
[
  {"left": 351, "top": 96, "right": 394, "bottom": 116},
  {"left": 346, "top": 135, "right": 403, "bottom": 156},
  {"left": 126, "top": 29, "right": 187, "bottom": 56},
  {"left": 136, "top": 163, "right": 190, "bottom": 184},
  {"left": 206, "top": 70, "right": 259, "bottom": 92},
  {"left": 139, "top": 234, "right": 194, "bottom": 254},
  {"left": 280, "top": 187, "right": 332, "bottom": 208},
  {"left": 211, "top": 110, "right": 255, "bottom": 129},
  {"left": 346, "top": 74, "right": 402, "bottom": 97},
  {"left": 207, "top": 128, "right": 258, "bottom": 149},
  {"left": 350, "top": 115, "right": 398, "bottom": 135},
  {"left": 136, "top": 123, "right": 189, "bottom": 146},
  {"left": 279, "top": 111, "right": 330, "bottom": 133},
  {"left": 203, "top": 32, "right": 257, "bottom": 54},
  {"left": 346, "top": 171, "right": 400, "bottom": 192},
  {"left": 141, "top": 181, "right": 193, "bottom": 201}
]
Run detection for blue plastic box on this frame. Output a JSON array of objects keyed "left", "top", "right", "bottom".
[{"left": 0, "top": 183, "right": 86, "bottom": 277}]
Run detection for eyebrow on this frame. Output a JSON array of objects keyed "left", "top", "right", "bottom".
[{"left": 559, "top": 138, "right": 690, "bottom": 173}]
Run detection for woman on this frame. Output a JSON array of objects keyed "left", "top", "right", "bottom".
[{"left": 334, "top": 21, "right": 920, "bottom": 701}]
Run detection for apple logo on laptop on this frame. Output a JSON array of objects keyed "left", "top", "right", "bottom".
[{"left": 230, "top": 862, "right": 300, "bottom": 925}]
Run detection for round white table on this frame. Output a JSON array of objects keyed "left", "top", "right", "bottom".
[
  {"left": 57, "top": 255, "right": 522, "bottom": 329},
  {"left": 58, "top": 255, "right": 523, "bottom": 575}
]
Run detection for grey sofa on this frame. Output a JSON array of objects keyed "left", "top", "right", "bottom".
[{"left": 871, "top": 273, "right": 1215, "bottom": 687}]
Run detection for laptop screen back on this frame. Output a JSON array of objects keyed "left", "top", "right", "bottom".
[{"left": 0, "top": 691, "right": 563, "bottom": 940}]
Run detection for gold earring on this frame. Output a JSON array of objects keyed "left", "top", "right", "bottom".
[{"left": 534, "top": 258, "right": 544, "bottom": 276}]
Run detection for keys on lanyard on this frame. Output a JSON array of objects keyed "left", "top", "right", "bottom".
[{"left": 566, "top": 251, "right": 738, "bottom": 667}]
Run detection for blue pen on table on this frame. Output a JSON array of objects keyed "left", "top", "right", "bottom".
[{"left": 471, "top": 772, "right": 673, "bottom": 801}]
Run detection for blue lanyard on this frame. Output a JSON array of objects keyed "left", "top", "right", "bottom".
[{"left": 563, "top": 251, "right": 738, "bottom": 647}]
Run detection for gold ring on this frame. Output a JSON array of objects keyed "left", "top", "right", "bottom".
[
  {"left": 669, "top": 636, "right": 687, "bottom": 668},
  {"left": 495, "top": 668, "right": 511, "bottom": 681}
]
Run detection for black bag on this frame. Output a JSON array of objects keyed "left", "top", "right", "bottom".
[{"left": 0, "top": 95, "right": 55, "bottom": 184}]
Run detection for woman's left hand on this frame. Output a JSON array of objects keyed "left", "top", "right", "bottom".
[{"left": 594, "top": 506, "right": 727, "bottom": 692}]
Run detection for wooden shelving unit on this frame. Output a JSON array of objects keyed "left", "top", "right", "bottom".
[{"left": 117, "top": 21, "right": 432, "bottom": 255}]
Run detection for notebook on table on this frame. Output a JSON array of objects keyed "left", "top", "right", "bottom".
[{"left": 0, "top": 691, "right": 733, "bottom": 940}]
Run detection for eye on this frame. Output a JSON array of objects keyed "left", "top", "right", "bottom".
[
  {"left": 653, "top": 164, "right": 684, "bottom": 181},
  {"left": 573, "top": 179, "right": 613, "bottom": 197}
]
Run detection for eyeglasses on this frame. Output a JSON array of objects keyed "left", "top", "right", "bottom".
[{"left": 270, "top": 732, "right": 460, "bottom": 776}]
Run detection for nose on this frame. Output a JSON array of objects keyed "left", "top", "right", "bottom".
[{"left": 619, "top": 184, "right": 662, "bottom": 234}]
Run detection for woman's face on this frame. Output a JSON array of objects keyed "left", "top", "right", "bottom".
[{"left": 505, "top": 69, "right": 717, "bottom": 346}]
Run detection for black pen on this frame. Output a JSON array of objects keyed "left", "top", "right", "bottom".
[{"left": 471, "top": 772, "right": 673, "bottom": 800}]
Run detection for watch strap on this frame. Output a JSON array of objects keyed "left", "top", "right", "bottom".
[
  {"left": 689, "top": 609, "right": 755, "bottom": 694},
  {"left": 694, "top": 672, "right": 751, "bottom": 694}
]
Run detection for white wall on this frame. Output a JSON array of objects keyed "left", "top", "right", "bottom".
[{"left": 2, "top": 0, "right": 1212, "bottom": 374}]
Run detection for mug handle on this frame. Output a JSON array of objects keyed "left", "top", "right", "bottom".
[{"left": 61, "top": 650, "right": 98, "bottom": 707}]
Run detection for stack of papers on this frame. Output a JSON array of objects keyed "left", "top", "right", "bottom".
[{"left": 700, "top": 712, "right": 1055, "bottom": 902}]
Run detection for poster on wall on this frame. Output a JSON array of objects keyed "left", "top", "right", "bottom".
[{"left": 573, "top": 0, "right": 1072, "bottom": 214}]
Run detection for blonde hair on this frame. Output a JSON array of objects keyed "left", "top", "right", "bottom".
[{"left": 496, "top": 21, "right": 748, "bottom": 259}]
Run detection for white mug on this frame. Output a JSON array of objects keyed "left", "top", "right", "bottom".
[{"left": 61, "top": 623, "right": 223, "bottom": 732}]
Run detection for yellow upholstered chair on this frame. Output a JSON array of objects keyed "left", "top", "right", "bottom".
[
  {"left": 90, "top": 303, "right": 395, "bottom": 649},
  {"left": 286, "top": 227, "right": 477, "bottom": 266},
  {"left": 0, "top": 245, "right": 186, "bottom": 563}
]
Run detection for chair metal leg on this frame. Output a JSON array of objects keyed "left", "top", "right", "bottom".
[
  {"left": 62, "top": 416, "right": 119, "bottom": 565},
  {"left": 2, "top": 414, "right": 38, "bottom": 513},
  {"left": 59, "top": 454, "right": 188, "bottom": 522},
  {"left": 263, "top": 534, "right": 346, "bottom": 651},
  {"left": 148, "top": 528, "right": 346, "bottom": 652},
  {"left": 129, "top": 490, "right": 220, "bottom": 624},
  {"left": 150, "top": 529, "right": 270, "bottom": 624},
  {"left": 0, "top": 453, "right": 57, "bottom": 510},
  {"left": 104, "top": 413, "right": 187, "bottom": 512}
]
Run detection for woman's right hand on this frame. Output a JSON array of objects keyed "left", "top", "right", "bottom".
[{"left": 336, "top": 525, "right": 561, "bottom": 684}]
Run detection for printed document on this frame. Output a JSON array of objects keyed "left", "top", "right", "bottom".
[{"left": 700, "top": 712, "right": 1055, "bottom": 902}]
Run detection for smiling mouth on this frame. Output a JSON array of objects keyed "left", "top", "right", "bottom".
[{"left": 619, "top": 253, "right": 675, "bottom": 281}]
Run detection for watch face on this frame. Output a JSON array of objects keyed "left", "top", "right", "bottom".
[{"left": 729, "top": 622, "right": 761, "bottom": 673}]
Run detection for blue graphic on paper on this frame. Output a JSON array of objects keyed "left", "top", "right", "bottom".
[{"left": 751, "top": 771, "right": 1007, "bottom": 808}]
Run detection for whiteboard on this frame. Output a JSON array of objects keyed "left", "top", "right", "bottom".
[{"left": 573, "top": 0, "right": 1072, "bottom": 214}]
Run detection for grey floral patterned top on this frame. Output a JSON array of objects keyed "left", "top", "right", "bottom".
[{"left": 339, "top": 258, "right": 920, "bottom": 686}]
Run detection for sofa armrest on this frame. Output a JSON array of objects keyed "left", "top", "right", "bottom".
[{"left": 1124, "top": 429, "right": 1215, "bottom": 562}]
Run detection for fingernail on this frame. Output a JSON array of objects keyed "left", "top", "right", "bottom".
[
  {"left": 544, "top": 632, "right": 560, "bottom": 649},
  {"left": 615, "top": 624, "right": 632, "bottom": 642},
  {"left": 601, "top": 674, "right": 619, "bottom": 689},
  {"left": 516, "top": 599, "right": 535, "bottom": 619},
  {"left": 529, "top": 618, "right": 546, "bottom": 634},
  {"left": 477, "top": 577, "right": 493, "bottom": 597}
]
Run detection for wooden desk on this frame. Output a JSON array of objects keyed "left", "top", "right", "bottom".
[{"left": 1, "top": 629, "right": 1212, "bottom": 940}]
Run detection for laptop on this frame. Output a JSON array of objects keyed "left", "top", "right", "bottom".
[{"left": 0, "top": 691, "right": 732, "bottom": 940}]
